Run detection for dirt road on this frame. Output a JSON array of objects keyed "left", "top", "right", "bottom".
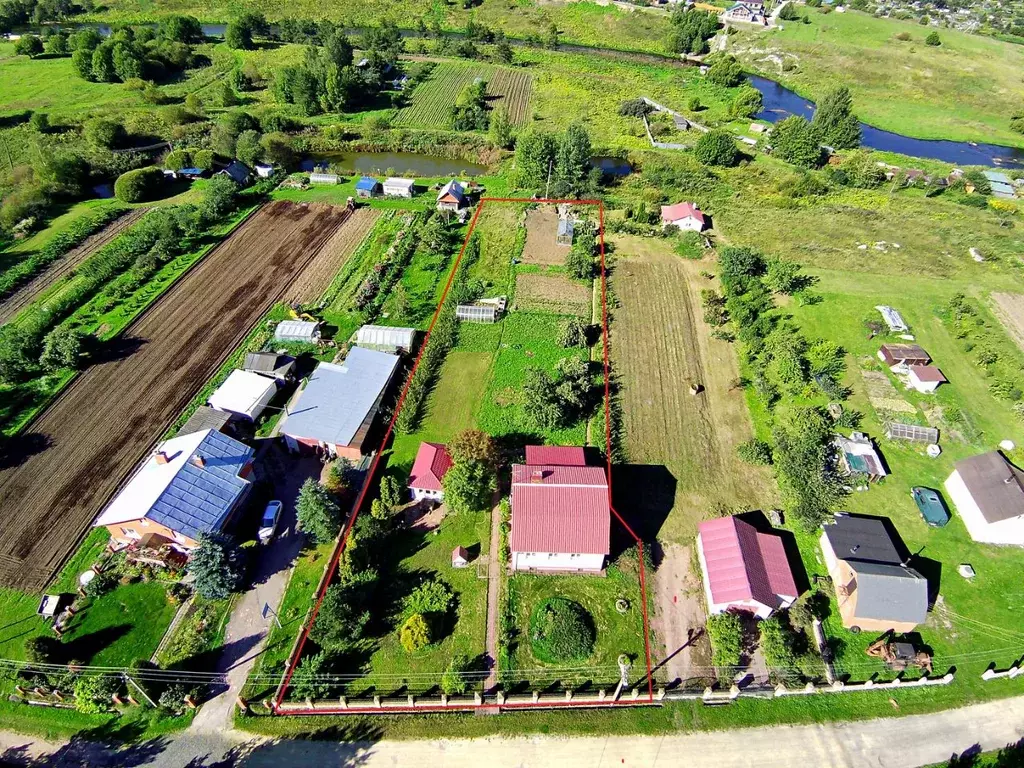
[
  {"left": 0, "top": 208, "right": 151, "bottom": 325},
  {"left": 0, "top": 202, "right": 353, "bottom": 591},
  {"left": 4, "top": 692, "right": 1024, "bottom": 766},
  {"left": 650, "top": 543, "right": 711, "bottom": 687}
]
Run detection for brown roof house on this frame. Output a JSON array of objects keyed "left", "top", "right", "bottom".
[
  {"left": 944, "top": 452, "right": 1024, "bottom": 545},
  {"left": 509, "top": 446, "right": 610, "bottom": 573},
  {"left": 878, "top": 344, "right": 930, "bottom": 370},
  {"left": 820, "top": 514, "right": 929, "bottom": 633},
  {"left": 907, "top": 365, "right": 947, "bottom": 394}
]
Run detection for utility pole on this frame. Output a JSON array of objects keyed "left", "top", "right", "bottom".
[{"left": 123, "top": 672, "right": 157, "bottom": 708}]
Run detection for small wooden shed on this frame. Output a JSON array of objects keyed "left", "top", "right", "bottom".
[{"left": 452, "top": 546, "right": 470, "bottom": 568}]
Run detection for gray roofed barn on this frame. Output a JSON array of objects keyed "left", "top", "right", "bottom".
[
  {"left": 281, "top": 347, "right": 401, "bottom": 454},
  {"left": 243, "top": 351, "right": 296, "bottom": 381},
  {"left": 179, "top": 406, "right": 234, "bottom": 437},
  {"left": 844, "top": 561, "right": 929, "bottom": 626},
  {"left": 951, "top": 452, "right": 1024, "bottom": 524}
]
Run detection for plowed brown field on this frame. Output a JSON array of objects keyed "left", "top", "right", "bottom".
[{"left": 0, "top": 202, "right": 353, "bottom": 591}]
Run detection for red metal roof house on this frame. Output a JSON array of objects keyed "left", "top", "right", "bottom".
[
  {"left": 696, "top": 516, "right": 799, "bottom": 619},
  {"left": 408, "top": 442, "right": 453, "bottom": 502},
  {"left": 660, "top": 202, "right": 706, "bottom": 232},
  {"left": 510, "top": 446, "right": 610, "bottom": 573}
]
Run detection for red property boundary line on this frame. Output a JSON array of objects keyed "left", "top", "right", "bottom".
[{"left": 272, "top": 197, "right": 655, "bottom": 714}]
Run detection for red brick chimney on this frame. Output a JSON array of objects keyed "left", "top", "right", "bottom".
[
  {"left": 531, "top": 469, "right": 545, "bottom": 483},
  {"left": 154, "top": 451, "right": 169, "bottom": 465},
  {"left": 192, "top": 455, "right": 206, "bottom": 468}
]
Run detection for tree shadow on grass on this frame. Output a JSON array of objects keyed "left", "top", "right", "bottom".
[{"left": 60, "top": 624, "right": 133, "bottom": 664}]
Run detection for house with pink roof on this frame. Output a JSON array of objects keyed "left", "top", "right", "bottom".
[
  {"left": 408, "top": 442, "right": 453, "bottom": 502},
  {"left": 696, "top": 515, "right": 799, "bottom": 619},
  {"left": 660, "top": 202, "right": 706, "bottom": 232},
  {"left": 510, "top": 446, "right": 610, "bottom": 573}
]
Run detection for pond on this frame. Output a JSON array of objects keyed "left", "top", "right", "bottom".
[
  {"left": 302, "top": 151, "right": 489, "bottom": 177},
  {"left": 749, "top": 75, "right": 1024, "bottom": 169},
  {"left": 591, "top": 156, "right": 633, "bottom": 176}
]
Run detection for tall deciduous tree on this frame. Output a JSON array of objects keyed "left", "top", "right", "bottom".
[
  {"left": 811, "top": 85, "right": 861, "bottom": 149},
  {"left": 770, "top": 116, "right": 822, "bottom": 168},
  {"left": 513, "top": 129, "right": 556, "bottom": 190},
  {"left": 553, "top": 123, "right": 591, "bottom": 198}
]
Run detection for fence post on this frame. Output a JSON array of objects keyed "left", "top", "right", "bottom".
[
  {"left": 565, "top": 689, "right": 573, "bottom": 702},
  {"left": 407, "top": 694, "right": 415, "bottom": 707},
  {"left": 339, "top": 695, "right": 347, "bottom": 709},
  {"left": 373, "top": 695, "right": 382, "bottom": 709},
  {"left": 440, "top": 693, "right": 448, "bottom": 707},
  {"left": 775, "top": 683, "right": 787, "bottom": 697},
  {"left": 728, "top": 685, "right": 740, "bottom": 700},
  {"left": 496, "top": 691, "right": 506, "bottom": 705},
  {"left": 474, "top": 691, "right": 483, "bottom": 706},
  {"left": 598, "top": 689, "right": 606, "bottom": 702}
]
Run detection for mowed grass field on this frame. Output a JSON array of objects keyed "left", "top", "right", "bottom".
[
  {"left": 711, "top": 157, "right": 1024, "bottom": 281},
  {"left": 730, "top": 10, "right": 1024, "bottom": 146},
  {"left": 609, "top": 235, "right": 777, "bottom": 544},
  {"left": 396, "top": 62, "right": 533, "bottom": 129},
  {"left": 775, "top": 268, "right": 1024, "bottom": 680}
]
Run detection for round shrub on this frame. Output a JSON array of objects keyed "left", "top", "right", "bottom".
[
  {"left": 694, "top": 130, "right": 739, "bottom": 167},
  {"left": 529, "top": 597, "right": 596, "bottom": 663},
  {"left": 114, "top": 167, "right": 164, "bottom": 203},
  {"left": 400, "top": 613, "right": 431, "bottom": 652}
]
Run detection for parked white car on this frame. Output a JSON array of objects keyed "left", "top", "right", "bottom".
[{"left": 258, "top": 500, "right": 283, "bottom": 544}]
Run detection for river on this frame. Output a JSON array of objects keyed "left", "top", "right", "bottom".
[{"left": 749, "top": 75, "right": 1024, "bottom": 169}]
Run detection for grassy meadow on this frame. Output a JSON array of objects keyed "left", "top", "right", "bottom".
[{"left": 730, "top": 10, "right": 1024, "bottom": 147}]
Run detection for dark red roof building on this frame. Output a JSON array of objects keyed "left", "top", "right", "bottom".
[
  {"left": 510, "top": 446, "right": 610, "bottom": 573},
  {"left": 408, "top": 442, "right": 453, "bottom": 501},
  {"left": 697, "top": 516, "right": 799, "bottom": 619}
]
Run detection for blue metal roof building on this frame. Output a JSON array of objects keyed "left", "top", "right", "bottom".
[
  {"left": 355, "top": 176, "right": 382, "bottom": 197},
  {"left": 94, "top": 429, "right": 255, "bottom": 545},
  {"left": 281, "top": 347, "right": 401, "bottom": 454}
]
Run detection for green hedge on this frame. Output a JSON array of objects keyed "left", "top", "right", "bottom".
[{"left": 529, "top": 597, "right": 596, "bottom": 663}]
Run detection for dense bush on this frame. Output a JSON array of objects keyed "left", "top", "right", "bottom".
[
  {"left": 400, "top": 612, "right": 431, "bottom": 652},
  {"left": 619, "top": 98, "right": 653, "bottom": 118},
  {"left": 667, "top": 7, "right": 719, "bottom": 55},
  {"left": 529, "top": 597, "right": 596, "bottom": 663},
  {"left": 694, "top": 129, "right": 739, "bottom": 167},
  {"left": 114, "top": 166, "right": 164, "bottom": 203},
  {"left": 706, "top": 612, "right": 743, "bottom": 671},
  {"left": 737, "top": 438, "right": 773, "bottom": 465},
  {"left": 770, "top": 116, "right": 822, "bottom": 168}
]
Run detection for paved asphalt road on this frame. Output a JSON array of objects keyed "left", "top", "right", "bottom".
[{"left": 1, "top": 693, "right": 1022, "bottom": 766}]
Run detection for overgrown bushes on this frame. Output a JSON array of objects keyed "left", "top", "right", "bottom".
[{"left": 706, "top": 612, "right": 743, "bottom": 673}]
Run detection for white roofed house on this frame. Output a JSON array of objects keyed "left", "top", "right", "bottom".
[
  {"left": 93, "top": 429, "right": 255, "bottom": 552},
  {"left": 279, "top": 347, "right": 401, "bottom": 461},
  {"left": 207, "top": 369, "right": 278, "bottom": 421},
  {"left": 945, "top": 452, "right": 1024, "bottom": 545}
]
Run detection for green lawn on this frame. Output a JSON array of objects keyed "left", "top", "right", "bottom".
[
  {"left": 59, "top": 580, "right": 177, "bottom": 667},
  {"left": 730, "top": 9, "right": 1024, "bottom": 147},
  {"left": 775, "top": 270, "right": 1024, "bottom": 680},
  {"left": 505, "top": 559, "right": 647, "bottom": 690},
  {"left": 707, "top": 156, "right": 1024, "bottom": 281},
  {"left": 391, "top": 350, "right": 493, "bottom": 469},
  {"left": 477, "top": 312, "right": 590, "bottom": 447}
]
